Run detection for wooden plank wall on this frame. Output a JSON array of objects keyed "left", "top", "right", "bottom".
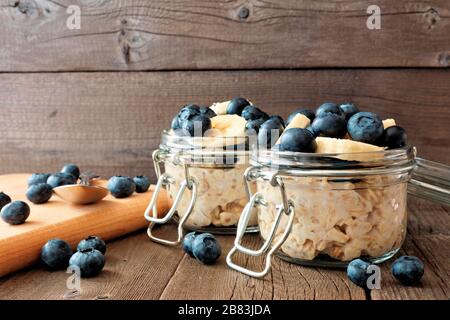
[{"left": 0, "top": 0, "right": 449, "bottom": 179}]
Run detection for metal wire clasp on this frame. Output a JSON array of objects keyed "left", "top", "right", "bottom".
[
  {"left": 226, "top": 172, "right": 295, "bottom": 278},
  {"left": 144, "top": 149, "right": 198, "bottom": 246}
]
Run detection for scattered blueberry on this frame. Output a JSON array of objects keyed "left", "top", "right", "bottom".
[
  {"left": 69, "top": 248, "right": 105, "bottom": 278},
  {"left": 77, "top": 236, "right": 106, "bottom": 255},
  {"left": 192, "top": 233, "right": 222, "bottom": 265},
  {"left": 107, "top": 176, "right": 136, "bottom": 198},
  {"left": 311, "top": 113, "right": 347, "bottom": 138},
  {"left": 227, "top": 97, "right": 250, "bottom": 115},
  {"left": 245, "top": 118, "right": 266, "bottom": 134},
  {"left": 133, "top": 175, "right": 150, "bottom": 193},
  {"left": 391, "top": 256, "right": 424, "bottom": 286},
  {"left": 286, "top": 108, "right": 315, "bottom": 125},
  {"left": 28, "top": 173, "right": 51, "bottom": 186},
  {"left": 182, "top": 232, "right": 200, "bottom": 257},
  {"left": 347, "top": 258, "right": 372, "bottom": 288},
  {"left": 258, "top": 118, "right": 285, "bottom": 149},
  {"left": 0, "top": 192, "right": 11, "bottom": 210},
  {"left": 241, "top": 105, "right": 269, "bottom": 121},
  {"left": 40, "top": 239, "right": 73, "bottom": 270},
  {"left": 26, "top": 183, "right": 53, "bottom": 204},
  {"left": 339, "top": 103, "right": 359, "bottom": 121},
  {"left": 383, "top": 126, "right": 408, "bottom": 149},
  {"left": 316, "top": 102, "right": 344, "bottom": 119},
  {"left": 46, "top": 172, "right": 76, "bottom": 189},
  {"left": 61, "top": 164, "right": 80, "bottom": 180},
  {"left": 347, "top": 112, "right": 384, "bottom": 144},
  {"left": 199, "top": 106, "right": 216, "bottom": 119},
  {"left": 1, "top": 201, "right": 30, "bottom": 225},
  {"left": 279, "top": 128, "right": 317, "bottom": 153}
]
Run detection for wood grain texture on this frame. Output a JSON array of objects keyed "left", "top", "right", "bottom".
[
  {"left": 0, "top": 69, "right": 449, "bottom": 180},
  {"left": 0, "top": 174, "right": 171, "bottom": 277},
  {"left": 0, "top": 226, "right": 185, "bottom": 300},
  {"left": 0, "top": 197, "right": 447, "bottom": 300},
  {"left": 0, "top": 0, "right": 449, "bottom": 71}
]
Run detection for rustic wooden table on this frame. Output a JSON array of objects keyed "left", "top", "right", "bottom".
[{"left": 0, "top": 197, "right": 448, "bottom": 300}]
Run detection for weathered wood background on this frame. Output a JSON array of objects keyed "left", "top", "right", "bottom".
[{"left": 0, "top": 0, "right": 449, "bottom": 179}]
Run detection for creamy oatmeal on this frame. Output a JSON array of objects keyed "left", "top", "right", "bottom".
[
  {"left": 257, "top": 175, "right": 407, "bottom": 261},
  {"left": 165, "top": 162, "right": 257, "bottom": 228}
]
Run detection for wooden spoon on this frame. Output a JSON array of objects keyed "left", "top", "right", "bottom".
[{"left": 53, "top": 172, "right": 109, "bottom": 205}]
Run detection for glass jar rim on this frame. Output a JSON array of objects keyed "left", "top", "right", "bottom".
[{"left": 252, "top": 145, "right": 416, "bottom": 171}]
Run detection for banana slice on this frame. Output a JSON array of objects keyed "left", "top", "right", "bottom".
[
  {"left": 210, "top": 101, "right": 230, "bottom": 115},
  {"left": 210, "top": 114, "right": 247, "bottom": 137},
  {"left": 315, "top": 137, "right": 384, "bottom": 161},
  {"left": 383, "top": 118, "right": 396, "bottom": 129},
  {"left": 275, "top": 114, "right": 310, "bottom": 145}
]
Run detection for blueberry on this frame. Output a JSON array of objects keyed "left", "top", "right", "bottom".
[
  {"left": 245, "top": 118, "right": 266, "bottom": 134},
  {"left": 133, "top": 175, "right": 150, "bottom": 193},
  {"left": 47, "top": 172, "right": 76, "bottom": 189},
  {"left": 305, "top": 125, "right": 319, "bottom": 138},
  {"left": 227, "top": 97, "right": 250, "bottom": 115},
  {"left": 0, "top": 192, "right": 11, "bottom": 211},
  {"left": 181, "top": 113, "right": 212, "bottom": 137},
  {"left": 311, "top": 113, "right": 347, "bottom": 138},
  {"left": 339, "top": 103, "right": 359, "bottom": 121},
  {"left": 171, "top": 116, "right": 181, "bottom": 130},
  {"left": 383, "top": 126, "right": 407, "bottom": 149},
  {"left": 258, "top": 118, "right": 285, "bottom": 149},
  {"left": 77, "top": 236, "right": 106, "bottom": 255},
  {"left": 28, "top": 173, "right": 51, "bottom": 186},
  {"left": 347, "top": 112, "right": 384, "bottom": 144},
  {"left": 241, "top": 105, "right": 269, "bottom": 121},
  {"left": 107, "top": 176, "right": 136, "bottom": 198},
  {"left": 175, "top": 104, "right": 202, "bottom": 130},
  {"left": 316, "top": 102, "right": 343, "bottom": 118},
  {"left": 192, "top": 233, "right": 221, "bottom": 265},
  {"left": 69, "top": 248, "right": 105, "bottom": 278},
  {"left": 182, "top": 232, "right": 200, "bottom": 257},
  {"left": 391, "top": 256, "right": 424, "bottom": 286},
  {"left": 61, "top": 164, "right": 80, "bottom": 180},
  {"left": 268, "top": 115, "right": 285, "bottom": 128},
  {"left": 347, "top": 258, "right": 372, "bottom": 288},
  {"left": 41, "top": 238, "right": 73, "bottom": 270},
  {"left": 199, "top": 106, "right": 216, "bottom": 119},
  {"left": 286, "top": 108, "right": 315, "bottom": 125},
  {"left": 279, "top": 128, "right": 317, "bottom": 153},
  {"left": 1, "top": 201, "right": 30, "bottom": 225},
  {"left": 26, "top": 183, "right": 53, "bottom": 204}
]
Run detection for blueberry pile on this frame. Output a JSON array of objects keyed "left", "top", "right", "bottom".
[
  {"left": 347, "top": 256, "right": 424, "bottom": 289},
  {"left": 41, "top": 235, "right": 106, "bottom": 278},
  {"left": 26, "top": 163, "right": 82, "bottom": 205},
  {"left": 107, "top": 175, "right": 150, "bottom": 198},
  {"left": 182, "top": 232, "right": 222, "bottom": 265},
  {"left": 169, "top": 99, "right": 408, "bottom": 154}
]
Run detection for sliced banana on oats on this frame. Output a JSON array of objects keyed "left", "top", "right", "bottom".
[
  {"left": 315, "top": 137, "right": 384, "bottom": 161},
  {"left": 210, "top": 101, "right": 230, "bottom": 116},
  {"left": 383, "top": 118, "right": 396, "bottom": 129},
  {"left": 275, "top": 113, "right": 311, "bottom": 145},
  {"left": 210, "top": 114, "right": 247, "bottom": 137}
]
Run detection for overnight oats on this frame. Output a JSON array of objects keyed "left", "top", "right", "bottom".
[
  {"left": 145, "top": 98, "right": 286, "bottom": 244},
  {"left": 227, "top": 102, "right": 417, "bottom": 276}
]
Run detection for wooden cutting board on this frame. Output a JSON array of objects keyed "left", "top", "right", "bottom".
[{"left": 0, "top": 174, "right": 171, "bottom": 277}]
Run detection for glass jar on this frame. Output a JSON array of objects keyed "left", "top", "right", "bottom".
[
  {"left": 144, "top": 130, "right": 258, "bottom": 246},
  {"left": 227, "top": 145, "right": 425, "bottom": 277}
]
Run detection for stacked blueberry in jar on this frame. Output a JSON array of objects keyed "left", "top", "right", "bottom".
[{"left": 169, "top": 99, "right": 408, "bottom": 154}]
